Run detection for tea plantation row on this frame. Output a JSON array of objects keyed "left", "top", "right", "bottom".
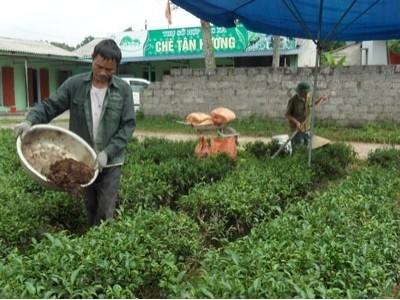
[{"left": 0, "top": 129, "right": 399, "bottom": 298}]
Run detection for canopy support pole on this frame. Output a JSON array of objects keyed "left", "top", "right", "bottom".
[
  {"left": 307, "top": 43, "right": 322, "bottom": 166},
  {"left": 307, "top": 0, "right": 324, "bottom": 166}
]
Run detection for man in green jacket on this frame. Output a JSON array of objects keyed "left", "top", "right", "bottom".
[
  {"left": 14, "top": 39, "right": 135, "bottom": 226},
  {"left": 285, "top": 81, "right": 326, "bottom": 147}
]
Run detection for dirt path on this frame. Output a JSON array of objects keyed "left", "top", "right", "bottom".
[
  {"left": 348, "top": 142, "right": 400, "bottom": 159},
  {"left": 2, "top": 121, "right": 397, "bottom": 160}
]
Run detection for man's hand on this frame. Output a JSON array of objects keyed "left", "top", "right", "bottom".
[
  {"left": 14, "top": 121, "right": 32, "bottom": 138},
  {"left": 96, "top": 151, "right": 108, "bottom": 171},
  {"left": 316, "top": 94, "right": 330, "bottom": 106},
  {"left": 295, "top": 120, "right": 304, "bottom": 132},
  {"left": 319, "top": 95, "right": 328, "bottom": 101}
]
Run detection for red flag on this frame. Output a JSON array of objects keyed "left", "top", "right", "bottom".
[{"left": 165, "top": 0, "right": 172, "bottom": 25}]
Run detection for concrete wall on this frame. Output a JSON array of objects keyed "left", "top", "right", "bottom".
[{"left": 142, "top": 65, "right": 400, "bottom": 125}]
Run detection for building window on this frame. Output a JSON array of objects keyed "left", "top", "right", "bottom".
[{"left": 28, "top": 68, "right": 39, "bottom": 106}]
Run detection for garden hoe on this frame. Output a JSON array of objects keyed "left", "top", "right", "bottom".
[
  {"left": 271, "top": 127, "right": 332, "bottom": 159},
  {"left": 272, "top": 94, "right": 332, "bottom": 159},
  {"left": 271, "top": 129, "right": 299, "bottom": 159}
]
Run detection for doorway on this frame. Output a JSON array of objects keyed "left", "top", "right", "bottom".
[{"left": 28, "top": 68, "right": 39, "bottom": 106}]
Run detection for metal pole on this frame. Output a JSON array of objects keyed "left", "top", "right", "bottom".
[
  {"left": 307, "top": 0, "right": 324, "bottom": 166},
  {"left": 307, "top": 44, "right": 322, "bottom": 166},
  {"left": 24, "top": 58, "right": 29, "bottom": 110}
]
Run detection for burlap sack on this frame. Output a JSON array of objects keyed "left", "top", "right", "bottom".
[
  {"left": 211, "top": 107, "right": 236, "bottom": 126},
  {"left": 185, "top": 112, "right": 212, "bottom": 125}
]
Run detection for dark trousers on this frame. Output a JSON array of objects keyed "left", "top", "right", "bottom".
[
  {"left": 84, "top": 166, "right": 122, "bottom": 226},
  {"left": 292, "top": 130, "right": 311, "bottom": 148}
]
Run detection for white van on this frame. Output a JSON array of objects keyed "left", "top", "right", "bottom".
[{"left": 120, "top": 77, "right": 150, "bottom": 111}]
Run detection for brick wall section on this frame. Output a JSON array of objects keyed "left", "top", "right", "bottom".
[{"left": 142, "top": 65, "right": 400, "bottom": 125}]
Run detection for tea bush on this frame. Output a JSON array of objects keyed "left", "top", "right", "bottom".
[
  {"left": 173, "top": 167, "right": 400, "bottom": 298},
  {"left": 0, "top": 179, "right": 87, "bottom": 257},
  {"left": 367, "top": 147, "right": 400, "bottom": 170},
  {"left": 121, "top": 154, "right": 235, "bottom": 210},
  {"left": 0, "top": 130, "right": 20, "bottom": 173},
  {"left": 125, "top": 137, "right": 195, "bottom": 164},
  {"left": 178, "top": 155, "right": 313, "bottom": 243},
  {"left": 244, "top": 140, "right": 281, "bottom": 159},
  {"left": 2, "top": 127, "right": 399, "bottom": 298},
  {"left": 0, "top": 209, "right": 201, "bottom": 298},
  {"left": 245, "top": 141, "right": 355, "bottom": 180},
  {"left": 2, "top": 133, "right": 232, "bottom": 256},
  {"left": 0, "top": 131, "right": 87, "bottom": 256},
  {"left": 311, "top": 142, "right": 356, "bottom": 179}
]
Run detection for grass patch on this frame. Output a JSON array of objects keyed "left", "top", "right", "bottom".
[
  {"left": 2, "top": 113, "right": 400, "bottom": 143},
  {"left": 315, "top": 120, "right": 400, "bottom": 144},
  {"left": 136, "top": 115, "right": 194, "bottom": 133},
  {"left": 135, "top": 115, "right": 400, "bottom": 143},
  {"left": 0, "top": 117, "right": 25, "bottom": 125}
]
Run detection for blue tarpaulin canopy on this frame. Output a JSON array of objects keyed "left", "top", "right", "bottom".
[
  {"left": 171, "top": 0, "right": 400, "bottom": 164},
  {"left": 170, "top": 0, "right": 400, "bottom": 42}
]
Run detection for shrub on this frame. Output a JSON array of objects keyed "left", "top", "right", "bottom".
[
  {"left": 125, "top": 138, "right": 195, "bottom": 165},
  {"left": 178, "top": 155, "right": 313, "bottom": 244},
  {"left": 0, "top": 209, "right": 201, "bottom": 298},
  {"left": 244, "top": 140, "right": 282, "bottom": 159},
  {"left": 0, "top": 131, "right": 88, "bottom": 257},
  {"left": 367, "top": 147, "right": 400, "bottom": 170},
  {"left": 311, "top": 142, "right": 355, "bottom": 179},
  {"left": 121, "top": 154, "right": 235, "bottom": 210},
  {"left": 173, "top": 167, "right": 400, "bottom": 298}
]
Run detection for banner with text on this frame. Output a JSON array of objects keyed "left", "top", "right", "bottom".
[{"left": 111, "top": 24, "right": 296, "bottom": 59}]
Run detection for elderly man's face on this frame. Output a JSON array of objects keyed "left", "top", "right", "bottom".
[{"left": 92, "top": 55, "right": 117, "bottom": 84}]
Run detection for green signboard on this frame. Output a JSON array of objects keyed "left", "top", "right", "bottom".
[
  {"left": 113, "top": 25, "right": 297, "bottom": 59},
  {"left": 143, "top": 24, "right": 296, "bottom": 57}
]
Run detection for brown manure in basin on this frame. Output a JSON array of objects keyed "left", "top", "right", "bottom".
[{"left": 46, "top": 158, "right": 95, "bottom": 196}]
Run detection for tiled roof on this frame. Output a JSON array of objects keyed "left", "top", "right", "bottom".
[{"left": 0, "top": 37, "right": 78, "bottom": 58}]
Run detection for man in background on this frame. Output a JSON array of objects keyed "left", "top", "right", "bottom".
[{"left": 285, "top": 81, "right": 326, "bottom": 147}]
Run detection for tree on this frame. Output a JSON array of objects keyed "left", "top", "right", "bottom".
[
  {"left": 75, "top": 36, "right": 95, "bottom": 50},
  {"left": 321, "top": 52, "right": 346, "bottom": 68},
  {"left": 319, "top": 40, "right": 346, "bottom": 52},
  {"left": 272, "top": 35, "right": 280, "bottom": 68},
  {"left": 50, "top": 41, "right": 74, "bottom": 51},
  {"left": 164, "top": 1, "right": 216, "bottom": 74},
  {"left": 200, "top": 20, "right": 216, "bottom": 74},
  {"left": 388, "top": 40, "right": 400, "bottom": 54},
  {"left": 319, "top": 40, "right": 346, "bottom": 66}
]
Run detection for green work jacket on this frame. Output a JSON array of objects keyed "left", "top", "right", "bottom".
[
  {"left": 286, "top": 94, "right": 311, "bottom": 131},
  {"left": 26, "top": 72, "right": 135, "bottom": 166}
]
